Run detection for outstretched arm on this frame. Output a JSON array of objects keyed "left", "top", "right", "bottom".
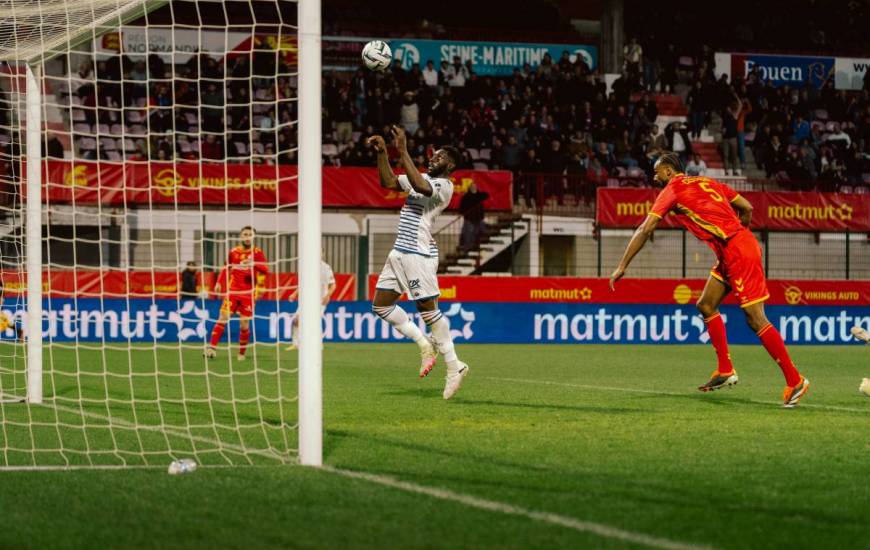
[
  {"left": 609, "top": 214, "right": 661, "bottom": 290},
  {"left": 391, "top": 125, "right": 433, "bottom": 196},
  {"left": 367, "top": 134, "right": 399, "bottom": 190}
]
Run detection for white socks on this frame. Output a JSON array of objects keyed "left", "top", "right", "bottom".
[
  {"left": 373, "top": 305, "right": 427, "bottom": 347},
  {"left": 420, "top": 310, "right": 459, "bottom": 365}
]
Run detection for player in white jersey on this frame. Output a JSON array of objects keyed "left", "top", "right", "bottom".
[
  {"left": 367, "top": 126, "right": 469, "bottom": 399},
  {"left": 286, "top": 256, "right": 336, "bottom": 350}
]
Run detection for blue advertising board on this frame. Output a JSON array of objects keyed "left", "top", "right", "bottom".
[
  {"left": 389, "top": 39, "right": 597, "bottom": 75},
  {"left": 3, "top": 299, "right": 866, "bottom": 345}
]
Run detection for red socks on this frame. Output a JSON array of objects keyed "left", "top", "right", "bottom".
[
  {"left": 757, "top": 323, "right": 801, "bottom": 387},
  {"left": 239, "top": 329, "right": 250, "bottom": 356},
  {"left": 704, "top": 313, "right": 734, "bottom": 375},
  {"left": 209, "top": 322, "right": 226, "bottom": 347}
]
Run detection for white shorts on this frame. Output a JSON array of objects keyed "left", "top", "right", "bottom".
[{"left": 375, "top": 249, "right": 440, "bottom": 301}]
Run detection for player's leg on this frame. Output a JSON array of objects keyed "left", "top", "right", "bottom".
[
  {"left": 238, "top": 316, "right": 251, "bottom": 360},
  {"left": 729, "top": 231, "right": 808, "bottom": 406},
  {"left": 205, "top": 300, "right": 233, "bottom": 357},
  {"left": 743, "top": 302, "right": 808, "bottom": 407},
  {"left": 416, "top": 297, "right": 467, "bottom": 399},
  {"left": 371, "top": 251, "right": 434, "bottom": 373},
  {"left": 412, "top": 255, "right": 467, "bottom": 399},
  {"left": 286, "top": 312, "right": 299, "bottom": 350},
  {"left": 696, "top": 270, "right": 738, "bottom": 392}
]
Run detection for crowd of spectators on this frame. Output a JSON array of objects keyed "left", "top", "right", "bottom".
[
  {"left": 49, "top": 49, "right": 298, "bottom": 165},
  {"left": 326, "top": 35, "right": 870, "bottom": 196},
  {"left": 322, "top": 53, "right": 694, "bottom": 204},
  {"left": 677, "top": 53, "right": 870, "bottom": 188},
  {"left": 7, "top": 28, "right": 867, "bottom": 203}
]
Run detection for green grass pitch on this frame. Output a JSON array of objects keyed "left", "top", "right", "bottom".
[{"left": 1, "top": 342, "right": 869, "bottom": 549}]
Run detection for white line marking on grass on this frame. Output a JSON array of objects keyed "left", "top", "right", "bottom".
[
  {"left": 325, "top": 466, "right": 711, "bottom": 550},
  {"left": 482, "top": 376, "right": 870, "bottom": 414}
]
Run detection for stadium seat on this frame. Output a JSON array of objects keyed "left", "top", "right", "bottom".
[
  {"left": 79, "top": 137, "right": 97, "bottom": 151},
  {"left": 73, "top": 123, "right": 90, "bottom": 133},
  {"left": 100, "top": 137, "right": 116, "bottom": 150},
  {"left": 106, "top": 150, "right": 122, "bottom": 161},
  {"left": 814, "top": 109, "right": 828, "bottom": 120},
  {"left": 234, "top": 141, "right": 248, "bottom": 155},
  {"left": 321, "top": 143, "right": 338, "bottom": 157},
  {"left": 479, "top": 148, "right": 491, "bottom": 160},
  {"left": 467, "top": 148, "right": 480, "bottom": 160},
  {"left": 472, "top": 161, "right": 488, "bottom": 170},
  {"left": 72, "top": 109, "right": 86, "bottom": 122}
]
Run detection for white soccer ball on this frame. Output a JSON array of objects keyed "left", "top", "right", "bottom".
[
  {"left": 362, "top": 40, "right": 392, "bottom": 71},
  {"left": 168, "top": 458, "right": 198, "bottom": 475},
  {"left": 860, "top": 378, "right": 870, "bottom": 397}
]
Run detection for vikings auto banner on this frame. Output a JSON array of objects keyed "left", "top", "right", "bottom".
[
  {"left": 369, "top": 275, "right": 870, "bottom": 307},
  {"left": 596, "top": 188, "right": 869, "bottom": 232},
  {"left": 42, "top": 161, "right": 514, "bottom": 211}
]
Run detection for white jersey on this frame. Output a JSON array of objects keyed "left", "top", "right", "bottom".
[
  {"left": 321, "top": 260, "right": 335, "bottom": 300},
  {"left": 393, "top": 173, "right": 453, "bottom": 257}
]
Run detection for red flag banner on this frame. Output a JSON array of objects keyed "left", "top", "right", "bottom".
[
  {"left": 39, "top": 161, "right": 513, "bottom": 211},
  {"left": 367, "top": 275, "right": 870, "bottom": 306},
  {"left": 596, "top": 187, "right": 870, "bottom": 231},
  {"left": 1, "top": 270, "right": 356, "bottom": 301}
]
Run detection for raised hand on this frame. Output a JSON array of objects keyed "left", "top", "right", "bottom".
[
  {"left": 366, "top": 134, "right": 387, "bottom": 153},
  {"left": 390, "top": 125, "right": 407, "bottom": 151}
]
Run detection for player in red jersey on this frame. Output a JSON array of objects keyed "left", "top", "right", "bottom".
[
  {"left": 204, "top": 226, "right": 268, "bottom": 361},
  {"left": 609, "top": 153, "right": 810, "bottom": 408}
]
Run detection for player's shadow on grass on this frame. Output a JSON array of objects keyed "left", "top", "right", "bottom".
[{"left": 383, "top": 388, "right": 650, "bottom": 415}]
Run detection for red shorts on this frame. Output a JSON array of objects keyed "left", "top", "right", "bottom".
[
  {"left": 221, "top": 294, "right": 254, "bottom": 318},
  {"left": 708, "top": 229, "right": 769, "bottom": 308}
]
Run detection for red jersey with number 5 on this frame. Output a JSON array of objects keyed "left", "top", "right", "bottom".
[
  {"left": 218, "top": 245, "right": 269, "bottom": 294},
  {"left": 649, "top": 174, "right": 746, "bottom": 242}
]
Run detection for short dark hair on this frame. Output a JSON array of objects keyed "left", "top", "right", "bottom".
[
  {"left": 656, "top": 152, "right": 683, "bottom": 172},
  {"left": 240, "top": 225, "right": 254, "bottom": 233},
  {"left": 440, "top": 145, "right": 460, "bottom": 167}
]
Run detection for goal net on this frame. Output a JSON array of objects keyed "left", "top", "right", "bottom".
[{"left": 0, "top": 0, "right": 319, "bottom": 468}]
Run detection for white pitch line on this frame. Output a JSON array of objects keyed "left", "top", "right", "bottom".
[
  {"left": 324, "top": 466, "right": 711, "bottom": 550},
  {"left": 481, "top": 376, "right": 870, "bottom": 414}
]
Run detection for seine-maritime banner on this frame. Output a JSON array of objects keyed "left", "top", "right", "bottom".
[
  {"left": 596, "top": 187, "right": 869, "bottom": 231},
  {"left": 4, "top": 299, "right": 866, "bottom": 345},
  {"left": 389, "top": 39, "right": 597, "bottom": 75}
]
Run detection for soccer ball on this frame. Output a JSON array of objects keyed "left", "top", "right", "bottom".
[
  {"left": 860, "top": 378, "right": 870, "bottom": 397},
  {"left": 362, "top": 40, "right": 392, "bottom": 71}
]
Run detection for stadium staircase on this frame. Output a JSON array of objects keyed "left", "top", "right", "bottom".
[
  {"left": 438, "top": 214, "right": 530, "bottom": 275},
  {"left": 651, "top": 94, "right": 727, "bottom": 177}
]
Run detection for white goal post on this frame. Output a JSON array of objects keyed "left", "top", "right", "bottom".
[{"left": 0, "top": 0, "right": 324, "bottom": 468}]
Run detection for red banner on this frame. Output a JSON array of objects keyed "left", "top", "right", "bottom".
[
  {"left": 1, "top": 271, "right": 356, "bottom": 301},
  {"left": 40, "top": 161, "right": 513, "bottom": 211},
  {"left": 368, "top": 275, "right": 870, "bottom": 306},
  {"left": 596, "top": 187, "right": 870, "bottom": 231}
]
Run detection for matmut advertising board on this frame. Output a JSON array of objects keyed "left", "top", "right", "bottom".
[{"left": 2, "top": 294, "right": 866, "bottom": 345}]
